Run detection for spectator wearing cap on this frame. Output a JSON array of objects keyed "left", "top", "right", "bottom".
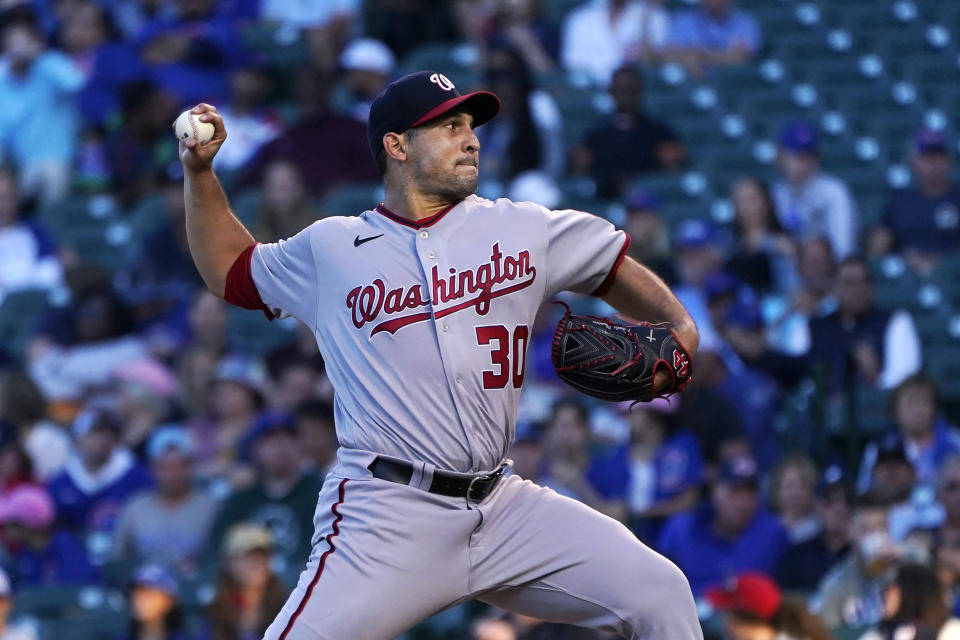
[
  {"left": 707, "top": 572, "right": 832, "bottom": 640},
  {"left": 334, "top": 37, "right": 396, "bottom": 122},
  {"left": 869, "top": 129, "right": 960, "bottom": 274},
  {"left": 47, "top": 409, "right": 152, "bottom": 536},
  {"left": 672, "top": 219, "right": 728, "bottom": 351},
  {"left": 205, "top": 411, "right": 324, "bottom": 579},
  {"left": 776, "top": 466, "right": 853, "bottom": 592},
  {"left": 726, "top": 176, "right": 799, "bottom": 298},
  {"left": 124, "top": 564, "right": 188, "bottom": 640},
  {"left": 478, "top": 44, "right": 564, "bottom": 188},
  {"left": 656, "top": 454, "right": 789, "bottom": 594},
  {"left": 772, "top": 121, "right": 859, "bottom": 260},
  {"left": 0, "top": 166, "right": 65, "bottom": 305},
  {"left": 213, "top": 67, "right": 282, "bottom": 174},
  {"left": 0, "top": 484, "right": 99, "bottom": 586},
  {"left": 112, "top": 426, "right": 216, "bottom": 574},
  {"left": 663, "top": 0, "right": 762, "bottom": 79},
  {"left": 189, "top": 354, "right": 267, "bottom": 491},
  {"left": 858, "top": 374, "right": 960, "bottom": 496},
  {"left": 570, "top": 64, "right": 685, "bottom": 198},
  {"left": 807, "top": 257, "right": 921, "bottom": 390},
  {"left": 0, "top": 565, "right": 38, "bottom": 640},
  {"left": 0, "top": 11, "right": 85, "bottom": 204},
  {"left": 704, "top": 292, "right": 790, "bottom": 470},
  {"left": 206, "top": 523, "right": 288, "bottom": 640},
  {"left": 621, "top": 188, "right": 675, "bottom": 284},
  {"left": 811, "top": 492, "right": 896, "bottom": 629},
  {"left": 560, "top": 0, "right": 669, "bottom": 85}
]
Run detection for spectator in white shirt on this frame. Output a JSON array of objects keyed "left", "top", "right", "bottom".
[
  {"left": 772, "top": 122, "right": 859, "bottom": 259},
  {"left": 561, "top": 0, "right": 669, "bottom": 85}
]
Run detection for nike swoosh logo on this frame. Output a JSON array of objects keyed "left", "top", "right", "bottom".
[{"left": 354, "top": 234, "right": 384, "bottom": 247}]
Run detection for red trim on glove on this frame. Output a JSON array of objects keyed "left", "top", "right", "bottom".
[
  {"left": 224, "top": 243, "right": 274, "bottom": 321},
  {"left": 591, "top": 234, "right": 632, "bottom": 297}
]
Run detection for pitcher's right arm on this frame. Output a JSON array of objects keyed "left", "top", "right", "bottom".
[{"left": 178, "top": 103, "right": 254, "bottom": 298}]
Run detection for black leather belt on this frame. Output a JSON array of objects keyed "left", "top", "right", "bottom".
[{"left": 368, "top": 457, "right": 506, "bottom": 502}]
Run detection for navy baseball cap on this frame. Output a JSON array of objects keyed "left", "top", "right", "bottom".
[
  {"left": 914, "top": 128, "right": 948, "bottom": 154},
  {"left": 718, "top": 455, "right": 759, "bottom": 486},
  {"left": 675, "top": 219, "right": 723, "bottom": 250},
  {"left": 367, "top": 70, "right": 501, "bottom": 158},
  {"left": 779, "top": 121, "right": 819, "bottom": 153}
]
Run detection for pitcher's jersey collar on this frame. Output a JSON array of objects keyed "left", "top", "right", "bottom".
[{"left": 375, "top": 201, "right": 459, "bottom": 229}]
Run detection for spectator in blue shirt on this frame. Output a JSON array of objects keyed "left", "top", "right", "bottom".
[
  {"left": 663, "top": 0, "right": 761, "bottom": 78},
  {"left": 587, "top": 401, "right": 703, "bottom": 542},
  {"left": 47, "top": 408, "right": 152, "bottom": 539},
  {"left": 657, "top": 454, "right": 788, "bottom": 594},
  {"left": 134, "top": 0, "right": 242, "bottom": 105},
  {"left": 0, "top": 484, "right": 100, "bottom": 586},
  {"left": 858, "top": 373, "right": 960, "bottom": 494},
  {"left": 0, "top": 11, "right": 85, "bottom": 204},
  {"left": 869, "top": 129, "right": 960, "bottom": 274}
]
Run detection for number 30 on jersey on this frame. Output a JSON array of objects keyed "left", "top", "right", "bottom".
[{"left": 476, "top": 325, "right": 529, "bottom": 389}]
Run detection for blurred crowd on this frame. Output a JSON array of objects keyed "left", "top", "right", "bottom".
[{"left": 0, "top": 0, "right": 959, "bottom": 639}]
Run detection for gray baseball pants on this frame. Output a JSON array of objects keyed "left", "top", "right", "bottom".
[{"left": 263, "top": 461, "right": 702, "bottom": 640}]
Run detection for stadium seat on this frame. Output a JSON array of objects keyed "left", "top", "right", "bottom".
[
  {"left": 0, "top": 289, "right": 51, "bottom": 360},
  {"left": 319, "top": 182, "right": 384, "bottom": 217},
  {"left": 397, "top": 43, "right": 480, "bottom": 90}
]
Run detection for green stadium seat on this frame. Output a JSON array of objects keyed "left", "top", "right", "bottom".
[
  {"left": 924, "top": 345, "right": 960, "bottom": 402},
  {"left": 319, "top": 182, "right": 384, "bottom": 217},
  {"left": 397, "top": 43, "right": 480, "bottom": 90},
  {"left": 228, "top": 188, "right": 264, "bottom": 229},
  {"left": 0, "top": 289, "right": 51, "bottom": 359},
  {"left": 227, "top": 305, "right": 297, "bottom": 356}
]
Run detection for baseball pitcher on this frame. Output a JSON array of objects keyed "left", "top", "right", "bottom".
[{"left": 178, "top": 70, "right": 702, "bottom": 640}]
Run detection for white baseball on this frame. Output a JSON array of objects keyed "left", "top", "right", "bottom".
[{"left": 173, "top": 110, "right": 215, "bottom": 145}]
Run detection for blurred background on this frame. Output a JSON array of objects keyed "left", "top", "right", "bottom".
[{"left": 0, "top": 0, "right": 959, "bottom": 638}]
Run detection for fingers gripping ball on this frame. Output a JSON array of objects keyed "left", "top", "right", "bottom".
[
  {"left": 173, "top": 110, "right": 214, "bottom": 145},
  {"left": 551, "top": 302, "right": 693, "bottom": 403}
]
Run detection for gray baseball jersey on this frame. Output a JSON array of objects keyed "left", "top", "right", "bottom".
[
  {"left": 229, "top": 194, "right": 702, "bottom": 640},
  {"left": 250, "top": 194, "right": 627, "bottom": 472}
]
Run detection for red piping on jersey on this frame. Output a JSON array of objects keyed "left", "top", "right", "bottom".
[
  {"left": 590, "top": 235, "right": 632, "bottom": 297},
  {"left": 375, "top": 203, "right": 456, "bottom": 229},
  {"left": 224, "top": 242, "right": 274, "bottom": 320},
  {"left": 278, "top": 478, "right": 349, "bottom": 640}
]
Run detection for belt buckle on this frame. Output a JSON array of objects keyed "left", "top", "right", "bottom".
[{"left": 467, "top": 472, "right": 493, "bottom": 503}]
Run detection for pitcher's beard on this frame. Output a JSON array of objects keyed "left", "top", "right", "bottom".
[{"left": 415, "top": 170, "right": 478, "bottom": 203}]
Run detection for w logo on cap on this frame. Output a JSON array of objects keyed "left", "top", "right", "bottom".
[{"left": 429, "top": 73, "right": 455, "bottom": 91}]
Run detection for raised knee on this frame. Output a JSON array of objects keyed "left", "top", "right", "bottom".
[{"left": 623, "top": 555, "right": 698, "bottom": 631}]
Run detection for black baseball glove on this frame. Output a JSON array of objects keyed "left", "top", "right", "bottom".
[{"left": 551, "top": 302, "right": 693, "bottom": 403}]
